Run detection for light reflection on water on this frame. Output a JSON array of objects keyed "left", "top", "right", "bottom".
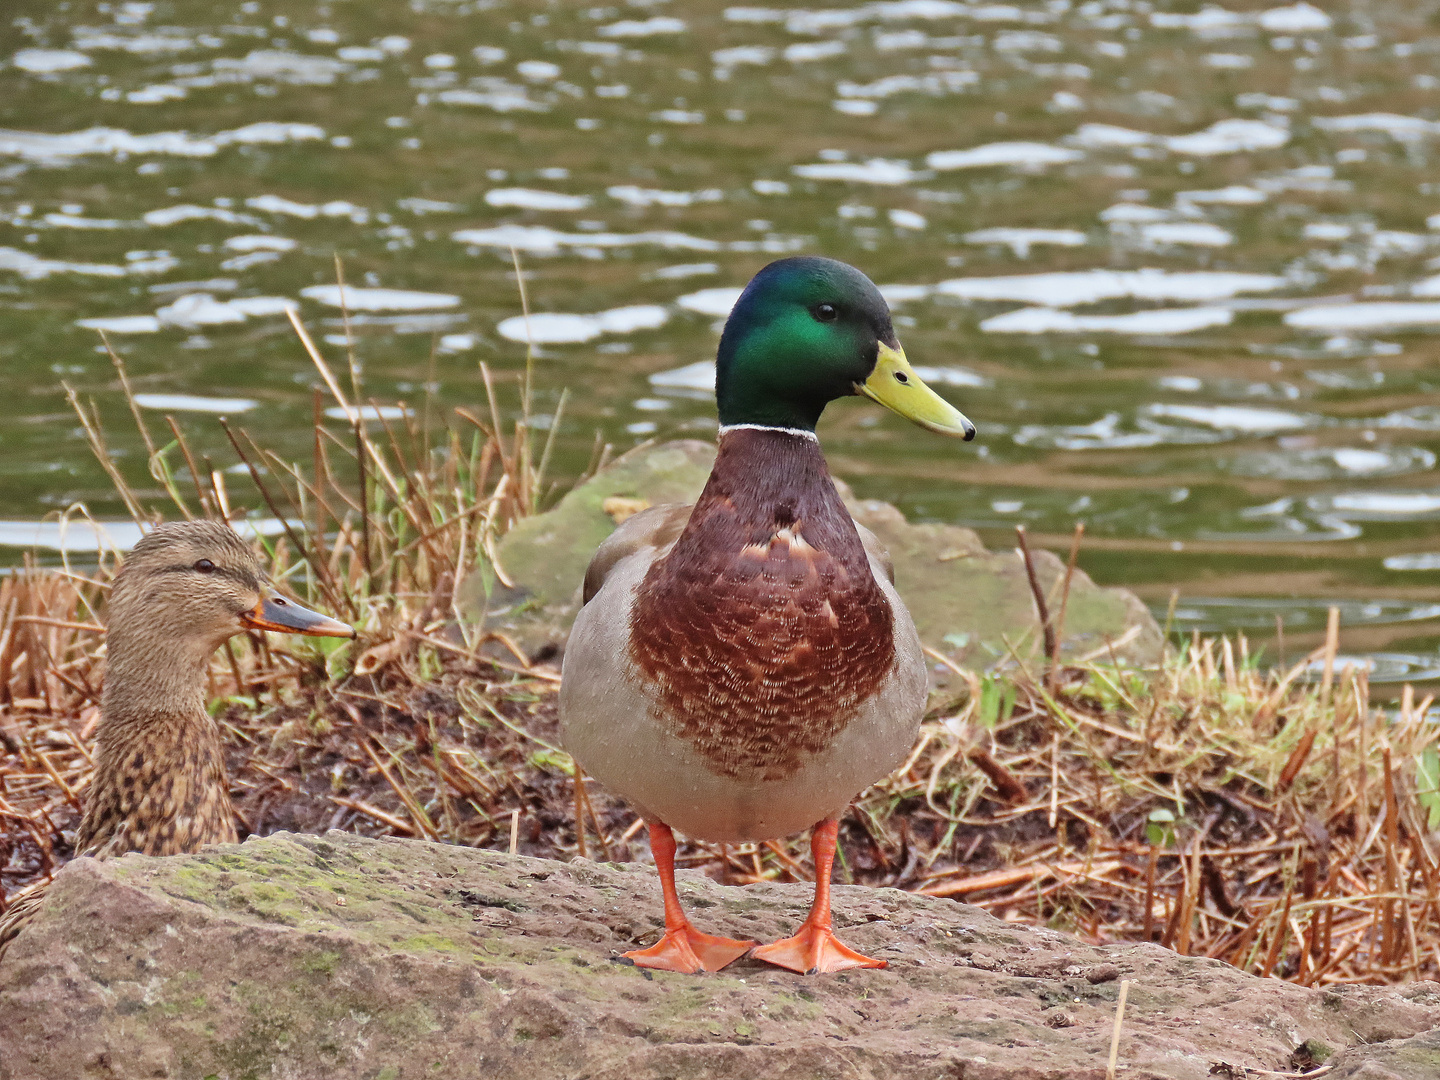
[{"left": 4, "top": 0, "right": 1440, "bottom": 672}]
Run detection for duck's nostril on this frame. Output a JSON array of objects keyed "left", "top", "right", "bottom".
[{"left": 894, "top": 372, "right": 909, "bottom": 384}]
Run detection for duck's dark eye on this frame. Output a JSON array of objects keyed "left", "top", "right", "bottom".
[
  {"left": 894, "top": 371, "right": 910, "bottom": 384},
  {"left": 193, "top": 559, "right": 214, "bottom": 574},
  {"left": 813, "top": 303, "right": 838, "bottom": 323}
]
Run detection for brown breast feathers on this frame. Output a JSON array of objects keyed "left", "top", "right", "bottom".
[{"left": 628, "top": 427, "right": 895, "bottom": 781}]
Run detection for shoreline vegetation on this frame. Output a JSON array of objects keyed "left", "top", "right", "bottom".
[{"left": 3, "top": 296, "right": 1440, "bottom": 988}]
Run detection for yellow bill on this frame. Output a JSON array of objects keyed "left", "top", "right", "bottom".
[{"left": 856, "top": 342, "right": 976, "bottom": 440}]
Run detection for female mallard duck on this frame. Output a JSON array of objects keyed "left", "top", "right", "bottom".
[
  {"left": 0, "top": 520, "right": 352, "bottom": 959},
  {"left": 561, "top": 256, "right": 974, "bottom": 974}
]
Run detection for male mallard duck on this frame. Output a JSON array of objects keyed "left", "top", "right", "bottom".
[
  {"left": 560, "top": 256, "right": 974, "bottom": 974},
  {"left": 0, "top": 520, "right": 352, "bottom": 958}
]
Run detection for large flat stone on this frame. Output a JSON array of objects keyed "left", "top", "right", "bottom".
[
  {"left": 464, "top": 440, "right": 1163, "bottom": 670},
  {"left": 1326, "top": 1027, "right": 1440, "bottom": 1079},
  {"left": 2, "top": 832, "right": 1436, "bottom": 1080}
]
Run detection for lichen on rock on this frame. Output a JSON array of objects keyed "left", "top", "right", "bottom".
[{"left": 3, "top": 831, "right": 1437, "bottom": 1080}]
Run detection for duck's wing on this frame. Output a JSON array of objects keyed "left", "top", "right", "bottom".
[
  {"left": 582, "top": 503, "right": 693, "bottom": 604},
  {"left": 855, "top": 520, "right": 895, "bottom": 586}
]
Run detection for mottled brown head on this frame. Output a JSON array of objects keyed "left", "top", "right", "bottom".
[
  {"left": 62, "top": 522, "right": 350, "bottom": 867},
  {"left": 109, "top": 520, "right": 352, "bottom": 653}
]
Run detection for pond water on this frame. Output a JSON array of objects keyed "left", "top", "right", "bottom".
[{"left": 4, "top": 0, "right": 1440, "bottom": 677}]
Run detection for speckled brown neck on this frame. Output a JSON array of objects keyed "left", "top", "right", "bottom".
[
  {"left": 77, "top": 705, "right": 237, "bottom": 858},
  {"left": 77, "top": 627, "right": 237, "bottom": 858}
]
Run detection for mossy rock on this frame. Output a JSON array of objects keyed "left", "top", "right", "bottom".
[
  {"left": 467, "top": 440, "right": 718, "bottom": 638},
  {"left": 462, "top": 440, "right": 1163, "bottom": 673},
  {"left": 5, "top": 832, "right": 1439, "bottom": 1080},
  {"left": 1325, "top": 1015, "right": 1440, "bottom": 1079}
]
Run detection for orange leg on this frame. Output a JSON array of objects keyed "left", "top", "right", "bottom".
[
  {"left": 624, "top": 822, "right": 757, "bottom": 974},
  {"left": 752, "top": 817, "right": 887, "bottom": 975}
]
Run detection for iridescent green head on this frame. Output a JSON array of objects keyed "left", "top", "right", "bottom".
[{"left": 714, "top": 256, "right": 975, "bottom": 439}]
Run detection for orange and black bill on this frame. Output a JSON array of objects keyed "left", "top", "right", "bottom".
[{"left": 241, "top": 595, "right": 354, "bottom": 637}]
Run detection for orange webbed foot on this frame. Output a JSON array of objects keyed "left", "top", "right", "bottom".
[
  {"left": 624, "top": 926, "right": 757, "bottom": 973},
  {"left": 752, "top": 920, "right": 887, "bottom": 975}
]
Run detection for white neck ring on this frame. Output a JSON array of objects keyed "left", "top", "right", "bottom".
[{"left": 718, "top": 423, "right": 819, "bottom": 442}]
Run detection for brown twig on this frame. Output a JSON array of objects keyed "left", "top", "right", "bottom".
[
  {"left": 1278, "top": 729, "right": 1318, "bottom": 793},
  {"left": 1047, "top": 523, "right": 1084, "bottom": 690},
  {"left": 1105, "top": 979, "right": 1131, "bottom": 1080},
  {"left": 967, "top": 747, "right": 1028, "bottom": 805},
  {"left": 1015, "top": 526, "right": 1055, "bottom": 662},
  {"left": 164, "top": 415, "right": 214, "bottom": 518}
]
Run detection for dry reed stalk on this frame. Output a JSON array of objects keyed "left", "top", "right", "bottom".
[
  {"left": 1320, "top": 607, "right": 1340, "bottom": 706},
  {"left": 102, "top": 338, "right": 157, "bottom": 461},
  {"left": 62, "top": 384, "right": 146, "bottom": 524},
  {"left": 1381, "top": 746, "right": 1400, "bottom": 966},
  {"left": 1143, "top": 846, "right": 1158, "bottom": 941},
  {"left": 1047, "top": 523, "right": 1084, "bottom": 692},
  {"left": 967, "top": 747, "right": 1028, "bottom": 805},
  {"left": 331, "top": 254, "right": 361, "bottom": 404},
  {"left": 1014, "top": 526, "right": 1055, "bottom": 664},
  {"left": 313, "top": 388, "right": 327, "bottom": 544},
  {"left": 1278, "top": 729, "right": 1318, "bottom": 793},
  {"left": 210, "top": 467, "right": 231, "bottom": 517},
  {"left": 577, "top": 778, "right": 613, "bottom": 862},
  {"left": 164, "top": 415, "right": 214, "bottom": 519},
  {"left": 1106, "top": 979, "right": 1131, "bottom": 1080},
  {"left": 359, "top": 735, "right": 438, "bottom": 841},
  {"left": 1175, "top": 833, "right": 1205, "bottom": 955},
  {"left": 1358, "top": 686, "right": 1370, "bottom": 843},
  {"left": 574, "top": 761, "right": 588, "bottom": 861},
  {"left": 330, "top": 796, "right": 415, "bottom": 835},
  {"left": 1260, "top": 878, "right": 1295, "bottom": 978},
  {"left": 1048, "top": 733, "right": 1059, "bottom": 829}
]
